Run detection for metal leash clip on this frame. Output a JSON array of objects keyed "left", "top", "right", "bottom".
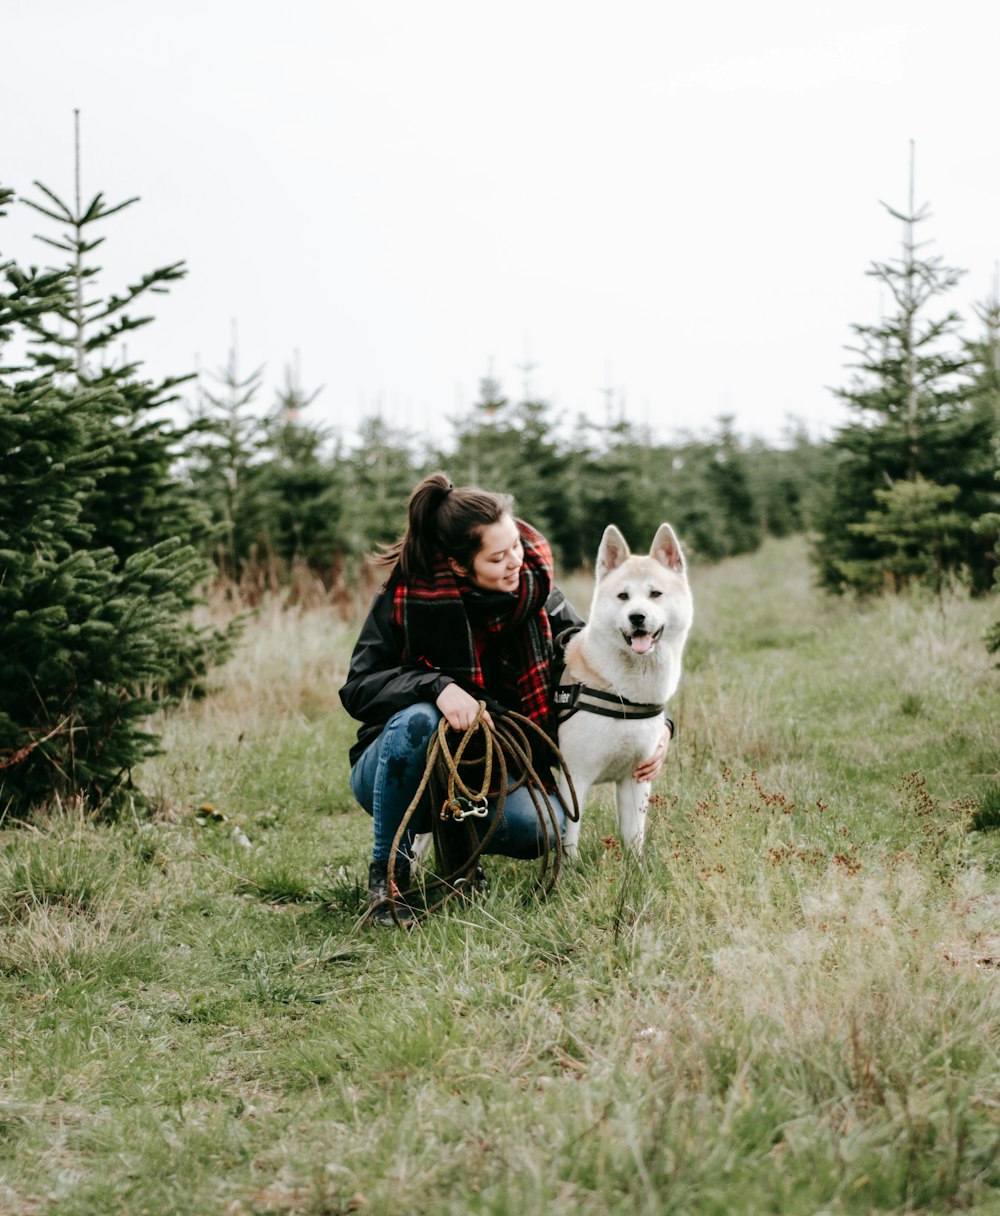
[{"left": 442, "top": 795, "right": 489, "bottom": 822}]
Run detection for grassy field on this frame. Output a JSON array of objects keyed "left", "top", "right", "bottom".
[{"left": 2, "top": 536, "right": 999, "bottom": 1215}]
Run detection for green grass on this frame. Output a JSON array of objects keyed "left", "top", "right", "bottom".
[{"left": 2, "top": 538, "right": 999, "bottom": 1214}]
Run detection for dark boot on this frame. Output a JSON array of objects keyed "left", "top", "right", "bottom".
[{"left": 366, "top": 859, "right": 416, "bottom": 927}]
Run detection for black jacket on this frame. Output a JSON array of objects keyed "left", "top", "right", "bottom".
[{"left": 339, "top": 585, "right": 585, "bottom": 766}]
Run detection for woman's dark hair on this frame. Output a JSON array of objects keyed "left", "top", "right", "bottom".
[{"left": 376, "top": 471, "right": 514, "bottom": 582}]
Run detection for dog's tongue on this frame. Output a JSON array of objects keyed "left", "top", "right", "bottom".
[{"left": 630, "top": 633, "right": 653, "bottom": 655}]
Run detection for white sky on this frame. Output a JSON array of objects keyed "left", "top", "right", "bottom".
[{"left": 3, "top": 0, "right": 998, "bottom": 448}]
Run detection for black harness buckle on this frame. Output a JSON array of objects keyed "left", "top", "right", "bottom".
[{"left": 552, "top": 683, "right": 581, "bottom": 712}]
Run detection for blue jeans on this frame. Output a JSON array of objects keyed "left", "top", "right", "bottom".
[{"left": 349, "top": 702, "right": 565, "bottom": 865}]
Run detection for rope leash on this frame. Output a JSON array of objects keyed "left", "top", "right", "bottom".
[{"left": 385, "top": 702, "right": 580, "bottom": 924}]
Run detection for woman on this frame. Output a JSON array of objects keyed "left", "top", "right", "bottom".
[{"left": 338, "top": 472, "right": 666, "bottom": 925}]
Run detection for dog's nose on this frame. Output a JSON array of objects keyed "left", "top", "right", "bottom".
[{"left": 628, "top": 612, "right": 646, "bottom": 628}]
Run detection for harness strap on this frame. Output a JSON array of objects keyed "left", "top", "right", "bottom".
[{"left": 553, "top": 679, "right": 665, "bottom": 724}]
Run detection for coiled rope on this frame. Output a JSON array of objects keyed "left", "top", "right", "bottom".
[{"left": 385, "top": 702, "right": 580, "bottom": 923}]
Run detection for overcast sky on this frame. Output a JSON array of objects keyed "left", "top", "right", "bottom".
[{"left": 3, "top": 0, "right": 998, "bottom": 447}]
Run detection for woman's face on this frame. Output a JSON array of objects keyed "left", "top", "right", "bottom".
[{"left": 452, "top": 514, "right": 524, "bottom": 592}]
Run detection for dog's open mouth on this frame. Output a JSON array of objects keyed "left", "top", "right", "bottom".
[{"left": 624, "top": 627, "right": 663, "bottom": 655}]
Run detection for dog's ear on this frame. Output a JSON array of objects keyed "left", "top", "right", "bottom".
[
  {"left": 650, "top": 523, "right": 685, "bottom": 575},
  {"left": 596, "top": 525, "right": 630, "bottom": 581}
]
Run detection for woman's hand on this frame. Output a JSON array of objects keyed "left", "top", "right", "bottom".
[
  {"left": 632, "top": 727, "right": 671, "bottom": 783},
  {"left": 436, "top": 683, "right": 494, "bottom": 731}
]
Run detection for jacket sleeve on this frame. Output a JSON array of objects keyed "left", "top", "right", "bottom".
[
  {"left": 546, "top": 584, "right": 586, "bottom": 635},
  {"left": 338, "top": 589, "right": 454, "bottom": 727}
]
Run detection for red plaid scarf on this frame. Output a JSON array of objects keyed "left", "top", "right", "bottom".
[{"left": 391, "top": 519, "right": 554, "bottom": 728}]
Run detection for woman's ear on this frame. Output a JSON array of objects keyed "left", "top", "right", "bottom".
[{"left": 447, "top": 557, "right": 467, "bottom": 578}]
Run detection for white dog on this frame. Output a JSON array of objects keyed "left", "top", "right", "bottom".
[{"left": 555, "top": 523, "right": 692, "bottom": 859}]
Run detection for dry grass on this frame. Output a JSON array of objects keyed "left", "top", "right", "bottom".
[{"left": 2, "top": 536, "right": 999, "bottom": 1214}]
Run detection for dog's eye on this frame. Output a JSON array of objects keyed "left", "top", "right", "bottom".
[
  {"left": 616, "top": 591, "right": 629, "bottom": 601},
  {"left": 649, "top": 589, "right": 662, "bottom": 598}
]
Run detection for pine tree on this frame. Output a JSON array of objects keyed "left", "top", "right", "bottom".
[
  {"left": 850, "top": 477, "right": 968, "bottom": 594},
  {"left": 445, "top": 372, "right": 575, "bottom": 563},
  {"left": 978, "top": 460, "right": 1000, "bottom": 655},
  {"left": 504, "top": 394, "right": 575, "bottom": 563},
  {"left": 967, "top": 274, "right": 1000, "bottom": 651},
  {"left": 564, "top": 413, "right": 663, "bottom": 567},
  {"left": 0, "top": 175, "right": 224, "bottom": 815},
  {"left": 20, "top": 116, "right": 203, "bottom": 563},
  {"left": 448, "top": 372, "right": 516, "bottom": 494},
  {"left": 813, "top": 146, "right": 996, "bottom": 594},
  {"left": 340, "top": 414, "right": 422, "bottom": 586},
  {"left": 963, "top": 270, "right": 1000, "bottom": 414},
  {"left": 255, "top": 360, "right": 346, "bottom": 580},
  {"left": 16, "top": 116, "right": 233, "bottom": 696},
  {"left": 744, "top": 424, "right": 832, "bottom": 540},
  {"left": 700, "top": 416, "right": 762, "bottom": 557},
  {"left": 184, "top": 337, "right": 268, "bottom": 582}
]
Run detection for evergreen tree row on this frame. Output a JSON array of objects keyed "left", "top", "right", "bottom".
[
  {"left": 180, "top": 161, "right": 998, "bottom": 607},
  {"left": 184, "top": 361, "right": 830, "bottom": 597}
]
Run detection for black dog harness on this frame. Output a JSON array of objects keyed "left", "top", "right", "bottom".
[
  {"left": 550, "top": 627, "right": 674, "bottom": 733},
  {"left": 553, "top": 676, "right": 666, "bottom": 723},
  {"left": 552, "top": 671, "right": 676, "bottom": 734}
]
